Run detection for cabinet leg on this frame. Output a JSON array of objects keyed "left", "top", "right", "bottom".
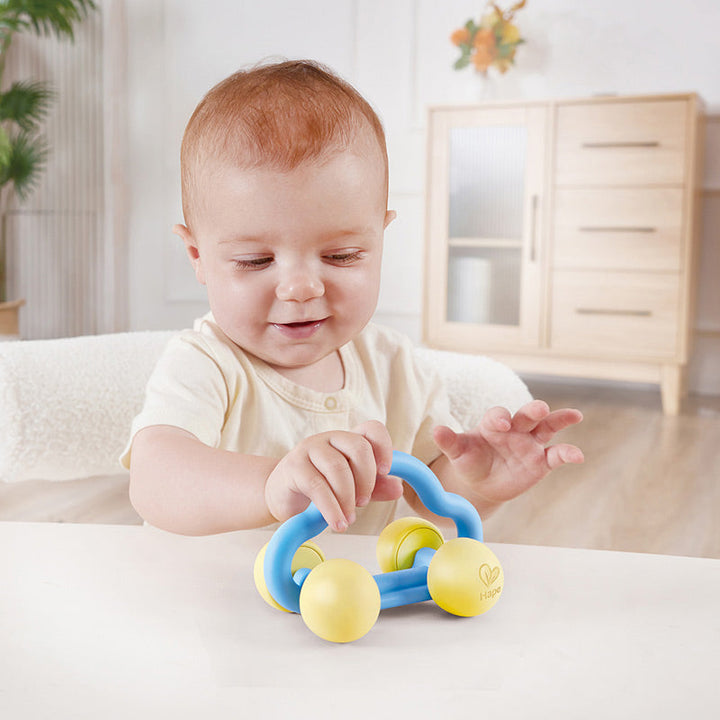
[{"left": 660, "top": 365, "right": 684, "bottom": 415}]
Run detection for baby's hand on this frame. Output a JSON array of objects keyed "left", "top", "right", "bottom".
[
  {"left": 433, "top": 400, "right": 584, "bottom": 511},
  {"left": 265, "top": 421, "right": 400, "bottom": 532}
]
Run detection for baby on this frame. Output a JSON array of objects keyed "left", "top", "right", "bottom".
[{"left": 122, "top": 59, "right": 583, "bottom": 536}]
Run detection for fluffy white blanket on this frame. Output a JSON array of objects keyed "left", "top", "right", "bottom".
[{"left": 0, "top": 332, "right": 531, "bottom": 483}]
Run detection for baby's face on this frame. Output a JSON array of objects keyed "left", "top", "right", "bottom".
[{"left": 180, "top": 142, "right": 393, "bottom": 375}]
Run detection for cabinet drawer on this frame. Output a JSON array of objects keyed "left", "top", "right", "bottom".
[
  {"left": 550, "top": 270, "right": 680, "bottom": 358},
  {"left": 553, "top": 188, "right": 684, "bottom": 271},
  {"left": 555, "top": 100, "right": 688, "bottom": 185}
]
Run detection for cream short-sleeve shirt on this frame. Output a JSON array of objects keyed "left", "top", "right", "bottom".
[{"left": 121, "top": 314, "right": 460, "bottom": 534}]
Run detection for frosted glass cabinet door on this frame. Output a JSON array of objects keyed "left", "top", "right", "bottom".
[
  {"left": 425, "top": 105, "right": 547, "bottom": 351},
  {"left": 448, "top": 126, "right": 526, "bottom": 241}
]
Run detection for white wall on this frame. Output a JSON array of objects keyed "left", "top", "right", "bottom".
[{"left": 124, "top": 0, "right": 720, "bottom": 394}]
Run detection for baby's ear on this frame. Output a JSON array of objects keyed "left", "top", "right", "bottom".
[{"left": 172, "top": 223, "right": 206, "bottom": 285}]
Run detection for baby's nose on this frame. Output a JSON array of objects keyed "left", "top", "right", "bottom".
[{"left": 275, "top": 266, "right": 325, "bottom": 302}]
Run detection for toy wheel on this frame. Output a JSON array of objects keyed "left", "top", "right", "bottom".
[
  {"left": 254, "top": 540, "right": 325, "bottom": 612},
  {"left": 376, "top": 516, "right": 444, "bottom": 573},
  {"left": 299, "top": 558, "right": 381, "bottom": 643},
  {"left": 427, "top": 537, "right": 503, "bottom": 617}
]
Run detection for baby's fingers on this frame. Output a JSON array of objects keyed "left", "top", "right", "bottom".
[
  {"left": 353, "top": 420, "right": 393, "bottom": 478},
  {"left": 533, "top": 408, "right": 583, "bottom": 444},
  {"left": 545, "top": 443, "right": 584, "bottom": 470},
  {"left": 353, "top": 421, "right": 403, "bottom": 503},
  {"left": 480, "top": 406, "right": 513, "bottom": 434},
  {"left": 317, "top": 435, "right": 377, "bottom": 525},
  {"left": 296, "top": 452, "right": 354, "bottom": 533},
  {"left": 509, "top": 400, "right": 550, "bottom": 434}
]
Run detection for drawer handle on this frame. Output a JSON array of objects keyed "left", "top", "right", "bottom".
[
  {"left": 581, "top": 141, "right": 660, "bottom": 149},
  {"left": 575, "top": 308, "right": 652, "bottom": 317},
  {"left": 578, "top": 226, "right": 656, "bottom": 233}
]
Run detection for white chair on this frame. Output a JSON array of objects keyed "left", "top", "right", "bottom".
[{"left": 0, "top": 331, "right": 531, "bottom": 485}]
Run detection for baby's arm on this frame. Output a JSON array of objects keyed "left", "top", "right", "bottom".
[
  {"left": 129, "top": 420, "right": 400, "bottom": 536},
  {"left": 129, "top": 425, "right": 278, "bottom": 535}
]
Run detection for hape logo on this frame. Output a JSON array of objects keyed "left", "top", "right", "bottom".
[
  {"left": 479, "top": 563, "right": 500, "bottom": 587},
  {"left": 478, "top": 563, "right": 503, "bottom": 602}
]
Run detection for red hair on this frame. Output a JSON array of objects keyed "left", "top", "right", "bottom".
[{"left": 180, "top": 59, "right": 388, "bottom": 229}]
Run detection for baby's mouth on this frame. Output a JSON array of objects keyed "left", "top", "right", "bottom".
[
  {"left": 283, "top": 320, "right": 318, "bottom": 328},
  {"left": 271, "top": 318, "right": 328, "bottom": 338}
]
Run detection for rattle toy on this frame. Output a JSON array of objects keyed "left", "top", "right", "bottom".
[{"left": 254, "top": 450, "right": 503, "bottom": 643}]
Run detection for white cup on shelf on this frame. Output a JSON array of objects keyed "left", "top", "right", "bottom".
[{"left": 447, "top": 256, "right": 492, "bottom": 324}]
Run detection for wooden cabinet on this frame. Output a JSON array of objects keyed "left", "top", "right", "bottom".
[
  {"left": 423, "top": 93, "right": 704, "bottom": 414},
  {"left": 0, "top": 299, "right": 25, "bottom": 337}
]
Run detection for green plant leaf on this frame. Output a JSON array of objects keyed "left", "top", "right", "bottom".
[
  {"left": 0, "top": 131, "right": 49, "bottom": 201},
  {"left": 0, "top": 80, "right": 53, "bottom": 132},
  {"left": 0, "top": 0, "right": 96, "bottom": 204},
  {"left": 0, "top": 0, "right": 97, "bottom": 41},
  {"left": 0, "top": 125, "right": 12, "bottom": 168},
  {"left": 453, "top": 53, "right": 472, "bottom": 71},
  {"left": 497, "top": 43, "right": 513, "bottom": 59}
]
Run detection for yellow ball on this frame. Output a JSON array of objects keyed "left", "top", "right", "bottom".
[
  {"left": 427, "top": 538, "right": 504, "bottom": 617},
  {"left": 254, "top": 540, "right": 325, "bottom": 612},
  {"left": 376, "top": 517, "right": 444, "bottom": 573},
  {"left": 299, "top": 558, "right": 381, "bottom": 643}
]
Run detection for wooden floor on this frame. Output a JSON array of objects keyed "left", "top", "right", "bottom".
[
  {"left": 484, "top": 380, "right": 720, "bottom": 559},
  {"left": 1, "top": 380, "right": 719, "bottom": 559}
]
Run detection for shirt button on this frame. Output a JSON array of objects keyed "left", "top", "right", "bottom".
[{"left": 324, "top": 396, "right": 338, "bottom": 410}]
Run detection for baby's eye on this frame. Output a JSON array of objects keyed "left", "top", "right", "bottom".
[
  {"left": 234, "top": 256, "right": 273, "bottom": 270},
  {"left": 324, "top": 250, "right": 364, "bottom": 265}
]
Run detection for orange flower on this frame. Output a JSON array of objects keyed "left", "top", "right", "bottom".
[
  {"left": 450, "top": 28, "right": 471, "bottom": 46},
  {"left": 473, "top": 28, "right": 496, "bottom": 52},
  {"left": 472, "top": 44, "right": 494, "bottom": 72}
]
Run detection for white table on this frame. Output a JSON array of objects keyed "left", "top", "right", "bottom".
[{"left": 1, "top": 522, "right": 718, "bottom": 719}]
